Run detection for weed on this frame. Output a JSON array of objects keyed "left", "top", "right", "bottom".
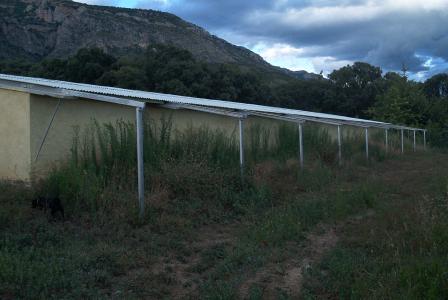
[
  {"left": 302, "top": 167, "right": 448, "bottom": 299},
  {"left": 38, "top": 117, "right": 378, "bottom": 223},
  {"left": 2, "top": 117, "right": 433, "bottom": 299}
]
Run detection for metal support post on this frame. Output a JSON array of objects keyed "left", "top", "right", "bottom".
[
  {"left": 298, "top": 122, "right": 304, "bottom": 169},
  {"left": 413, "top": 130, "right": 416, "bottom": 152},
  {"left": 423, "top": 130, "right": 427, "bottom": 150},
  {"left": 35, "top": 98, "right": 63, "bottom": 162},
  {"left": 239, "top": 118, "right": 245, "bottom": 179},
  {"left": 365, "top": 127, "right": 369, "bottom": 160},
  {"left": 385, "top": 128, "right": 389, "bottom": 155},
  {"left": 337, "top": 125, "right": 342, "bottom": 165},
  {"left": 136, "top": 107, "right": 145, "bottom": 219},
  {"left": 401, "top": 129, "right": 404, "bottom": 154}
]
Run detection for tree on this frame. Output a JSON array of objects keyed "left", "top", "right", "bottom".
[
  {"left": 368, "top": 75, "right": 428, "bottom": 126},
  {"left": 423, "top": 73, "right": 448, "bottom": 99},
  {"left": 97, "top": 65, "right": 147, "bottom": 90},
  {"left": 425, "top": 98, "right": 448, "bottom": 147},
  {"left": 0, "top": 60, "right": 33, "bottom": 76},
  {"left": 2, "top": 45, "right": 448, "bottom": 149},
  {"left": 329, "top": 62, "right": 384, "bottom": 117},
  {"left": 273, "top": 79, "right": 336, "bottom": 112},
  {"left": 30, "top": 48, "right": 116, "bottom": 83},
  {"left": 64, "top": 48, "right": 116, "bottom": 83}
]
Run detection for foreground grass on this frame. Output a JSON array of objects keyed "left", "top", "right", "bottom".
[
  {"left": 1, "top": 150, "right": 446, "bottom": 299},
  {"left": 302, "top": 153, "right": 448, "bottom": 299},
  {"left": 197, "top": 172, "right": 383, "bottom": 298}
]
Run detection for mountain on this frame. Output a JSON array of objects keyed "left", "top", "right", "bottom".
[
  {"left": 0, "top": 0, "right": 320, "bottom": 79},
  {"left": 280, "top": 69, "right": 323, "bottom": 81},
  {"left": 0, "top": 0, "right": 268, "bottom": 66}
]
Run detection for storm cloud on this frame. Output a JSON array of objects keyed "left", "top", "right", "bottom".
[{"left": 77, "top": 0, "right": 448, "bottom": 79}]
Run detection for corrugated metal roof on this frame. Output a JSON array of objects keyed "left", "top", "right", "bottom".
[{"left": 0, "top": 73, "right": 418, "bottom": 130}]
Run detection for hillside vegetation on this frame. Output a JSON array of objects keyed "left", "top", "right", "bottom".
[
  {"left": 1, "top": 46, "right": 448, "bottom": 147},
  {"left": 0, "top": 0, "right": 267, "bottom": 67}
]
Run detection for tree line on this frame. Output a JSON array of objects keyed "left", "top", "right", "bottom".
[{"left": 1, "top": 46, "right": 447, "bottom": 147}]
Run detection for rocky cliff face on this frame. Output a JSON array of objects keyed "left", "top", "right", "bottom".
[{"left": 0, "top": 0, "right": 269, "bottom": 67}]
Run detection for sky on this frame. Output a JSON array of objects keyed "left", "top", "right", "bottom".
[{"left": 77, "top": 0, "right": 448, "bottom": 80}]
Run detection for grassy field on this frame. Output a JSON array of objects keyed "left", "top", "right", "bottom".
[{"left": 0, "top": 121, "right": 446, "bottom": 299}]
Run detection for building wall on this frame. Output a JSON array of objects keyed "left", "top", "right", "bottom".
[
  {"left": 0, "top": 89, "right": 31, "bottom": 180},
  {"left": 1, "top": 90, "right": 384, "bottom": 180},
  {"left": 29, "top": 99, "right": 287, "bottom": 176},
  {"left": 30, "top": 95, "right": 135, "bottom": 177},
  {"left": 146, "top": 105, "right": 239, "bottom": 135},
  {"left": 146, "top": 105, "right": 281, "bottom": 143}
]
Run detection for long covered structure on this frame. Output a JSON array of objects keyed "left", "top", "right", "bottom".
[{"left": 0, "top": 74, "right": 426, "bottom": 216}]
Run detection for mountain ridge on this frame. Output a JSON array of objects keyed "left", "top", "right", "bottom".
[{"left": 0, "top": 0, "right": 320, "bottom": 80}]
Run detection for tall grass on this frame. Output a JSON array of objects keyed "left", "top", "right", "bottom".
[
  {"left": 2, "top": 115, "right": 437, "bottom": 299},
  {"left": 40, "top": 115, "right": 393, "bottom": 220},
  {"left": 246, "top": 122, "right": 341, "bottom": 166},
  {"left": 146, "top": 116, "right": 240, "bottom": 169}
]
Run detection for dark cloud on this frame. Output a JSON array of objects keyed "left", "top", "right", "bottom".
[
  {"left": 79, "top": 0, "right": 448, "bottom": 78},
  {"left": 137, "top": 0, "right": 274, "bottom": 29}
]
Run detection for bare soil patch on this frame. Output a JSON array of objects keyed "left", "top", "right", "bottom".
[
  {"left": 147, "top": 223, "right": 240, "bottom": 298},
  {"left": 238, "top": 225, "right": 338, "bottom": 299}
]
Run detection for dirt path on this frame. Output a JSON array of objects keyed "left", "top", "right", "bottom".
[
  {"left": 148, "top": 220, "right": 339, "bottom": 299},
  {"left": 238, "top": 225, "right": 338, "bottom": 299},
  {"left": 149, "top": 223, "right": 239, "bottom": 299},
  {"left": 236, "top": 154, "right": 441, "bottom": 299},
  {"left": 238, "top": 208, "right": 377, "bottom": 299},
  {"left": 147, "top": 154, "right": 444, "bottom": 299}
]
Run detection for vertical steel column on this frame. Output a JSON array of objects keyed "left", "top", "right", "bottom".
[
  {"left": 298, "top": 122, "right": 304, "bottom": 169},
  {"left": 239, "top": 118, "right": 245, "bottom": 179},
  {"left": 385, "top": 128, "right": 389, "bottom": 155},
  {"left": 413, "top": 130, "right": 416, "bottom": 152},
  {"left": 423, "top": 130, "right": 427, "bottom": 150},
  {"left": 401, "top": 129, "right": 404, "bottom": 154},
  {"left": 136, "top": 107, "right": 145, "bottom": 219},
  {"left": 337, "top": 125, "right": 342, "bottom": 166},
  {"left": 365, "top": 127, "right": 369, "bottom": 160}
]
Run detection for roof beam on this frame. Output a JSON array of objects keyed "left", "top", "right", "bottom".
[
  {"left": 64, "top": 90, "right": 145, "bottom": 108},
  {"left": 0, "top": 79, "right": 145, "bottom": 108},
  {"left": 159, "top": 103, "right": 248, "bottom": 118},
  {"left": 0, "top": 81, "right": 76, "bottom": 100},
  {"left": 249, "top": 112, "right": 306, "bottom": 123}
]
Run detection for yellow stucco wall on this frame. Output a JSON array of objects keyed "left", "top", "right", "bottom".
[
  {"left": 28, "top": 99, "right": 280, "bottom": 177},
  {"left": 29, "top": 99, "right": 287, "bottom": 177},
  {"left": 146, "top": 105, "right": 281, "bottom": 144},
  {"left": 147, "top": 105, "right": 238, "bottom": 133},
  {"left": 1, "top": 88, "right": 383, "bottom": 180},
  {"left": 0, "top": 89, "right": 31, "bottom": 180},
  {"left": 30, "top": 95, "right": 136, "bottom": 177}
]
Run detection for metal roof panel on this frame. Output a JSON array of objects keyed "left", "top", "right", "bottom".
[{"left": 0, "top": 73, "right": 413, "bottom": 129}]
